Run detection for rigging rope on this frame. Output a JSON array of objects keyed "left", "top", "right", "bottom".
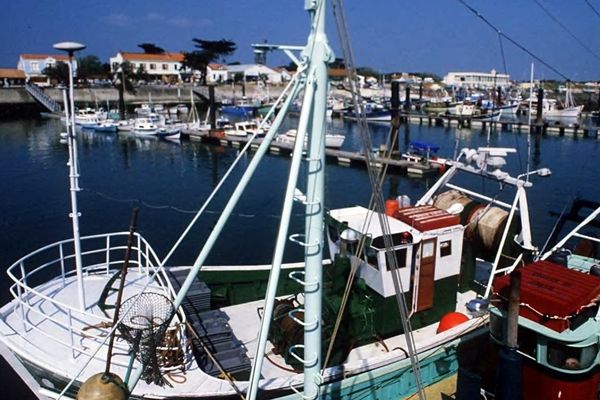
[
  {"left": 326, "top": 1, "right": 426, "bottom": 399},
  {"left": 456, "top": 0, "right": 571, "bottom": 80},
  {"left": 532, "top": 0, "right": 600, "bottom": 62},
  {"left": 585, "top": 0, "right": 600, "bottom": 20}
]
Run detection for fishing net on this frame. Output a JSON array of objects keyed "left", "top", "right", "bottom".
[{"left": 118, "top": 292, "right": 175, "bottom": 385}]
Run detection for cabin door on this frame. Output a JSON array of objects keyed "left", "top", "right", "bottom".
[{"left": 416, "top": 238, "right": 436, "bottom": 311}]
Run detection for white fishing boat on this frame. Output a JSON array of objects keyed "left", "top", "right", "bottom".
[
  {"left": 0, "top": 4, "right": 553, "bottom": 400},
  {"left": 526, "top": 86, "right": 583, "bottom": 120}
]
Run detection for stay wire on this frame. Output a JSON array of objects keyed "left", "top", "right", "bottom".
[
  {"left": 456, "top": 0, "right": 571, "bottom": 80},
  {"left": 584, "top": 0, "right": 600, "bottom": 20},
  {"left": 532, "top": 0, "right": 600, "bottom": 62}
]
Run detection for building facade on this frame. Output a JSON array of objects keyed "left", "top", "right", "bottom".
[
  {"left": 109, "top": 52, "right": 185, "bottom": 82},
  {"left": 17, "top": 54, "right": 76, "bottom": 85},
  {"left": 226, "top": 64, "right": 282, "bottom": 84},
  {"left": 443, "top": 70, "right": 511, "bottom": 89}
]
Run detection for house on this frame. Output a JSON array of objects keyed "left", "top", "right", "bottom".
[
  {"left": 0, "top": 68, "right": 26, "bottom": 87},
  {"left": 443, "top": 70, "right": 511, "bottom": 89},
  {"left": 17, "top": 54, "right": 76, "bottom": 85},
  {"left": 109, "top": 52, "right": 186, "bottom": 83},
  {"left": 226, "top": 64, "right": 282, "bottom": 84},
  {"left": 205, "top": 63, "right": 228, "bottom": 84}
]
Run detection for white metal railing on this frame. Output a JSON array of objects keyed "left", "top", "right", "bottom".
[{"left": 5, "top": 232, "right": 182, "bottom": 363}]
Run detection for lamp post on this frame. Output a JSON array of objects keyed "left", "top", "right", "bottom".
[{"left": 53, "top": 41, "right": 87, "bottom": 311}]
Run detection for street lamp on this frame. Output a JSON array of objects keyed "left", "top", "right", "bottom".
[{"left": 53, "top": 41, "right": 87, "bottom": 311}]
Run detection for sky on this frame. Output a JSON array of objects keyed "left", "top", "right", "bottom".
[{"left": 2, "top": 0, "right": 600, "bottom": 82}]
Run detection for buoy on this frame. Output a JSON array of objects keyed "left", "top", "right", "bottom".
[
  {"left": 77, "top": 372, "right": 128, "bottom": 400},
  {"left": 437, "top": 312, "right": 469, "bottom": 333},
  {"left": 385, "top": 199, "right": 399, "bottom": 216}
]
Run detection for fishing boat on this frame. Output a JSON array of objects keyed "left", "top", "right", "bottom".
[
  {"left": 220, "top": 97, "right": 256, "bottom": 117},
  {"left": 487, "top": 199, "right": 600, "bottom": 399},
  {"left": 0, "top": 2, "right": 551, "bottom": 400}
]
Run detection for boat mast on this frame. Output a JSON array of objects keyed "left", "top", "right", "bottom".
[
  {"left": 54, "top": 41, "right": 87, "bottom": 311},
  {"left": 302, "top": 0, "right": 331, "bottom": 397}
]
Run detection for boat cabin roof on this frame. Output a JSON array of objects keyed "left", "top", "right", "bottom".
[
  {"left": 330, "top": 205, "right": 461, "bottom": 242},
  {"left": 493, "top": 260, "right": 600, "bottom": 332}
]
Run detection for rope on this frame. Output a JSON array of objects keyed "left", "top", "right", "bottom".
[
  {"left": 585, "top": 0, "right": 600, "bottom": 20},
  {"left": 184, "top": 321, "right": 246, "bottom": 400},
  {"left": 84, "top": 188, "right": 303, "bottom": 219},
  {"left": 456, "top": 0, "right": 570, "bottom": 80},
  {"left": 328, "top": 1, "right": 426, "bottom": 398},
  {"left": 532, "top": 0, "right": 600, "bottom": 62}
]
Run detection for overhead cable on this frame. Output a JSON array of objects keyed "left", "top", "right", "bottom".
[
  {"left": 584, "top": 0, "right": 600, "bottom": 20},
  {"left": 456, "top": 0, "right": 570, "bottom": 81},
  {"left": 533, "top": 0, "right": 600, "bottom": 62}
]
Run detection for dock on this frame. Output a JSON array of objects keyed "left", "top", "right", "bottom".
[
  {"left": 185, "top": 131, "right": 441, "bottom": 176},
  {"left": 397, "top": 113, "right": 600, "bottom": 138}
]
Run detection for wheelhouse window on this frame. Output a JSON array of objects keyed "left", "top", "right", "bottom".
[
  {"left": 547, "top": 341, "right": 598, "bottom": 371},
  {"left": 440, "top": 240, "right": 452, "bottom": 257}
]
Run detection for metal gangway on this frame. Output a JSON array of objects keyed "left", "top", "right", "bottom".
[{"left": 25, "top": 82, "right": 62, "bottom": 113}]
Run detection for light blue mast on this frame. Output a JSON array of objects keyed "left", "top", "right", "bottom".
[
  {"left": 301, "top": 0, "right": 332, "bottom": 398},
  {"left": 126, "top": 1, "right": 333, "bottom": 395},
  {"left": 247, "top": 1, "right": 332, "bottom": 398}
]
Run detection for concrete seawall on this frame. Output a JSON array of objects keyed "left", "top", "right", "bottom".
[{"left": 0, "top": 84, "right": 287, "bottom": 108}]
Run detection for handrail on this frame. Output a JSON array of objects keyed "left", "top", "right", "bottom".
[
  {"left": 4, "top": 231, "right": 182, "bottom": 363},
  {"left": 25, "top": 82, "right": 61, "bottom": 113}
]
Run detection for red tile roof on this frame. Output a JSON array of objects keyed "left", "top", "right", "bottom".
[
  {"left": 0, "top": 68, "right": 26, "bottom": 79},
  {"left": 119, "top": 52, "right": 184, "bottom": 62},
  {"left": 20, "top": 54, "right": 69, "bottom": 61},
  {"left": 208, "top": 63, "right": 227, "bottom": 70}
]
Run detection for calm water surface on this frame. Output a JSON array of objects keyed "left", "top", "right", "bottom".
[{"left": 0, "top": 116, "right": 599, "bottom": 397}]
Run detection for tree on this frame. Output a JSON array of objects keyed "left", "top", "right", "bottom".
[
  {"left": 138, "top": 43, "right": 165, "bottom": 54},
  {"left": 183, "top": 38, "right": 236, "bottom": 85},
  {"left": 43, "top": 61, "right": 69, "bottom": 84},
  {"left": 77, "top": 55, "right": 106, "bottom": 80},
  {"left": 112, "top": 62, "right": 137, "bottom": 120}
]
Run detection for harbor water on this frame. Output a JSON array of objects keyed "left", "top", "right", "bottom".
[{"left": 0, "top": 115, "right": 599, "bottom": 398}]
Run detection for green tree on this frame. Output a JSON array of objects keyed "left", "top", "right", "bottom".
[
  {"left": 43, "top": 61, "right": 69, "bottom": 84},
  {"left": 77, "top": 55, "right": 106, "bottom": 80},
  {"left": 183, "top": 38, "right": 236, "bottom": 85},
  {"left": 138, "top": 43, "right": 165, "bottom": 54},
  {"left": 112, "top": 62, "right": 137, "bottom": 120}
]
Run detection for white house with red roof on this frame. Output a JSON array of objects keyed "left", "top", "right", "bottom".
[
  {"left": 205, "top": 63, "right": 228, "bottom": 83},
  {"left": 109, "top": 51, "right": 186, "bottom": 82},
  {"left": 17, "top": 54, "right": 77, "bottom": 85}
]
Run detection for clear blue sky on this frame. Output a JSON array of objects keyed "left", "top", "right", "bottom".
[{"left": 2, "top": 0, "right": 599, "bottom": 81}]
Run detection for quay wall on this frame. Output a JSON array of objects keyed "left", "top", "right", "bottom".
[{"left": 0, "top": 84, "right": 287, "bottom": 108}]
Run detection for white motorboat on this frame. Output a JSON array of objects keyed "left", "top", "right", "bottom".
[
  {"left": 224, "top": 120, "right": 266, "bottom": 139},
  {"left": 276, "top": 128, "right": 345, "bottom": 148}
]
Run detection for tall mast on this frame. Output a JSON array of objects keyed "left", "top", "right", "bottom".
[{"left": 302, "top": 0, "right": 331, "bottom": 398}]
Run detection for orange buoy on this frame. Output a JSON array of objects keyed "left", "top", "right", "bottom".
[
  {"left": 385, "top": 199, "right": 399, "bottom": 216},
  {"left": 437, "top": 312, "right": 469, "bottom": 333}
]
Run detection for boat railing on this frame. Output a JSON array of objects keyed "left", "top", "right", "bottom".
[{"left": 5, "top": 232, "right": 182, "bottom": 364}]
